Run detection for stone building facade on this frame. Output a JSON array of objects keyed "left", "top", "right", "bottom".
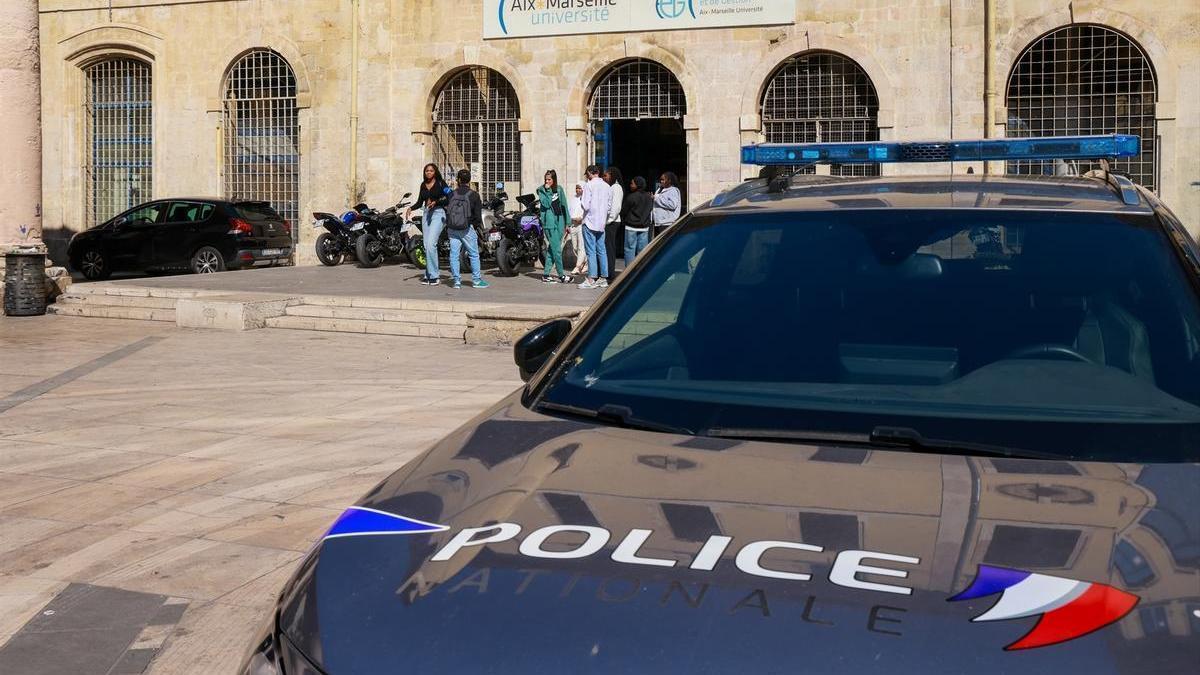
[{"left": 35, "top": 0, "right": 1200, "bottom": 266}]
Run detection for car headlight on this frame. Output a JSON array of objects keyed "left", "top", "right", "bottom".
[{"left": 240, "top": 612, "right": 325, "bottom": 675}]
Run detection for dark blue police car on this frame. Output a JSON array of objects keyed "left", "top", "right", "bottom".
[{"left": 243, "top": 136, "right": 1199, "bottom": 674}]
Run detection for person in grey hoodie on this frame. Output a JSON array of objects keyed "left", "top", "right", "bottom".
[{"left": 652, "top": 171, "right": 682, "bottom": 238}]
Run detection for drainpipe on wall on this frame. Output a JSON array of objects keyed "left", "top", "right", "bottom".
[
  {"left": 983, "top": 0, "right": 997, "bottom": 173},
  {"left": 349, "top": 0, "right": 360, "bottom": 202}
]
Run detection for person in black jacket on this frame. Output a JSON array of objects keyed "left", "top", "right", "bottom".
[
  {"left": 407, "top": 163, "right": 449, "bottom": 285},
  {"left": 622, "top": 176, "right": 654, "bottom": 263}
]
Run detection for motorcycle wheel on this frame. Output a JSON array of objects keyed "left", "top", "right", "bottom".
[
  {"left": 407, "top": 236, "right": 427, "bottom": 270},
  {"left": 496, "top": 238, "right": 520, "bottom": 277},
  {"left": 315, "top": 232, "right": 344, "bottom": 266},
  {"left": 356, "top": 233, "right": 385, "bottom": 268}
]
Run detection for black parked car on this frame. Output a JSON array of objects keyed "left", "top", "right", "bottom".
[{"left": 68, "top": 199, "right": 294, "bottom": 279}]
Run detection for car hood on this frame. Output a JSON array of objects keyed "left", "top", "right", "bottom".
[{"left": 279, "top": 393, "right": 1200, "bottom": 674}]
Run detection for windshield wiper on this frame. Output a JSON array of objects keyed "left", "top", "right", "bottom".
[
  {"left": 703, "top": 425, "right": 1062, "bottom": 461},
  {"left": 536, "top": 401, "right": 693, "bottom": 436}
]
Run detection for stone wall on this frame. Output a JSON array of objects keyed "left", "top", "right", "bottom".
[{"left": 37, "top": 0, "right": 1200, "bottom": 270}]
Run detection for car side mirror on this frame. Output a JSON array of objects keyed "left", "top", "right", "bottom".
[
  {"left": 514, "top": 319, "right": 573, "bottom": 382},
  {"left": 113, "top": 216, "right": 128, "bottom": 229}
]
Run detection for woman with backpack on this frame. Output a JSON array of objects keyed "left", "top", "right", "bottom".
[
  {"left": 407, "top": 163, "right": 449, "bottom": 286},
  {"left": 443, "top": 169, "right": 490, "bottom": 289},
  {"left": 536, "top": 169, "right": 571, "bottom": 283}
]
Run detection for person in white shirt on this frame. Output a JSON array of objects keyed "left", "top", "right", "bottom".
[
  {"left": 603, "top": 166, "right": 624, "bottom": 283},
  {"left": 652, "top": 171, "right": 682, "bottom": 238},
  {"left": 579, "top": 165, "right": 612, "bottom": 289},
  {"left": 568, "top": 181, "right": 586, "bottom": 276}
]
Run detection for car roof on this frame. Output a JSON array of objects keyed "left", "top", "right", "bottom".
[{"left": 702, "top": 174, "right": 1154, "bottom": 216}]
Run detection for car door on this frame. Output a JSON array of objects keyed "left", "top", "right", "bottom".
[
  {"left": 107, "top": 202, "right": 165, "bottom": 270},
  {"left": 155, "top": 201, "right": 215, "bottom": 267}
]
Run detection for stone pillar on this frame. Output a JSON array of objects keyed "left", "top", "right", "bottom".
[{"left": 0, "top": 0, "right": 42, "bottom": 252}]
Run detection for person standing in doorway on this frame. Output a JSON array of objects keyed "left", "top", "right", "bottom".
[
  {"left": 579, "top": 165, "right": 612, "bottom": 289},
  {"left": 408, "top": 163, "right": 449, "bottom": 285},
  {"left": 537, "top": 169, "right": 571, "bottom": 283},
  {"left": 603, "top": 166, "right": 624, "bottom": 283},
  {"left": 652, "top": 171, "right": 682, "bottom": 239},
  {"left": 444, "top": 168, "right": 490, "bottom": 290},
  {"left": 568, "top": 181, "right": 587, "bottom": 277},
  {"left": 622, "top": 176, "right": 653, "bottom": 263}
]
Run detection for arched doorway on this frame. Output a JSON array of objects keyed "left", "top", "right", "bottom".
[
  {"left": 83, "top": 57, "right": 153, "bottom": 227},
  {"left": 222, "top": 49, "right": 300, "bottom": 238},
  {"left": 1006, "top": 24, "right": 1158, "bottom": 190},
  {"left": 588, "top": 59, "right": 688, "bottom": 201},
  {"left": 759, "top": 52, "right": 880, "bottom": 176},
  {"left": 432, "top": 67, "right": 521, "bottom": 201}
]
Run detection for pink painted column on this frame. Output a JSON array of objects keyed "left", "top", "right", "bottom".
[{"left": 0, "top": 0, "right": 42, "bottom": 252}]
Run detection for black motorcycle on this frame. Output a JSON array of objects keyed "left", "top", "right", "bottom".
[
  {"left": 312, "top": 209, "right": 363, "bottom": 266},
  {"left": 494, "top": 193, "right": 544, "bottom": 276},
  {"left": 354, "top": 195, "right": 417, "bottom": 268}
]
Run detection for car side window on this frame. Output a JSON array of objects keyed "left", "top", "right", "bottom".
[
  {"left": 124, "top": 204, "right": 163, "bottom": 226},
  {"left": 166, "top": 202, "right": 214, "bottom": 223}
]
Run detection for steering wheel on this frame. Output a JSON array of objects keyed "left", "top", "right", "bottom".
[{"left": 1004, "top": 343, "right": 1095, "bottom": 364}]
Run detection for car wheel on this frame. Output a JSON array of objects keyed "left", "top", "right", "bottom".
[
  {"left": 191, "top": 246, "right": 226, "bottom": 274},
  {"left": 315, "top": 232, "right": 344, "bottom": 266},
  {"left": 78, "top": 248, "right": 111, "bottom": 281}
]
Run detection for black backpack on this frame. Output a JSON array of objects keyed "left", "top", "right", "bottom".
[{"left": 446, "top": 190, "right": 472, "bottom": 231}]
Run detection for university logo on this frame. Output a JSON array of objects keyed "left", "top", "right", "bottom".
[
  {"left": 656, "top": 0, "right": 696, "bottom": 20},
  {"left": 949, "top": 565, "right": 1139, "bottom": 650}
]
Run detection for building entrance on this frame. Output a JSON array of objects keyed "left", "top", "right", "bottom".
[{"left": 589, "top": 59, "right": 689, "bottom": 219}]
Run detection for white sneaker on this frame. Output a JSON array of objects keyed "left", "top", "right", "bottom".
[
  {"left": 597, "top": 279, "right": 609, "bottom": 288},
  {"left": 578, "top": 278, "right": 597, "bottom": 289}
]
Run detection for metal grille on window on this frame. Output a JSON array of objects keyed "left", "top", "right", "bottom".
[
  {"left": 589, "top": 59, "right": 686, "bottom": 120},
  {"left": 223, "top": 50, "right": 300, "bottom": 239},
  {"left": 1006, "top": 25, "right": 1157, "bottom": 190},
  {"left": 760, "top": 52, "right": 881, "bottom": 177},
  {"left": 83, "top": 58, "right": 152, "bottom": 227},
  {"left": 432, "top": 67, "right": 521, "bottom": 201}
]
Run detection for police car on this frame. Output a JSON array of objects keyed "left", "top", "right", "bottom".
[{"left": 242, "top": 136, "right": 1199, "bottom": 674}]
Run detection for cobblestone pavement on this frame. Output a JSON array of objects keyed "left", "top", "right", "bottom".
[{"left": 0, "top": 315, "right": 521, "bottom": 674}]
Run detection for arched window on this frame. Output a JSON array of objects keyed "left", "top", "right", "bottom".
[
  {"left": 589, "top": 58, "right": 686, "bottom": 120},
  {"left": 1006, "top": 25, "right": 1158, "bottom": 190},
  {"left": 83, "top": 58, "right": 152, "bottom": 226},
  {"left": 432, "top": 67, "right": 520, "bottom": 200},
  {"left": 760, "top": 52, "right": 880, "bottom": 177},
  {"left": 223, "top": 50, "right": 300, "bottom": 234}
]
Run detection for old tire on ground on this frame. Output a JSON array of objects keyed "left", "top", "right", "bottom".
[
  {"left": 191, "top": 246, "right": 226, "bottom": 274},
  {"left": 315, "top": 232, "right": 344, "bottom": 266},
  {"left": 356, "top": 233, "right": 385, "bottom": 268}
]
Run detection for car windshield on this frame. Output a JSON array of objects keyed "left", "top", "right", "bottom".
[{"left": 535, "top": 209, "right": 1200, "bottom": 463}]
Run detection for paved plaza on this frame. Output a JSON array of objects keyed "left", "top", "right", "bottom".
[{"left": 0, "top": 314, "right": 521, "bottom": 674}]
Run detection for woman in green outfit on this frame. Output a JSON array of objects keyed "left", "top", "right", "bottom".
[{"left": 537, "top": 169, "right": 572, "bottom": 283}]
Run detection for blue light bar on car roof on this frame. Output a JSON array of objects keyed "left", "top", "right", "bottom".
[{"left": 740, "top": 134, "right": 1140, "bottom": 165}]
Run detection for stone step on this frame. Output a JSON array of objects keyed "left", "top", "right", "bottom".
[
  {"left": 264, "top": 314, "right": 465, "bottom": 340},
  {"left": 55, "top": 293, "right": 179, "bottom": 309},
  {"left": 298, "top": 293, "right": 484, "bottom": 314},
  {"left": 283, "top": 303, "right": 467, "bottom": 326},
  {"left": 67, "top": 283, "right": 215, "bottom": 300},
  {"left": 47, "top": 303, "right": 176, "bottom": 322}
]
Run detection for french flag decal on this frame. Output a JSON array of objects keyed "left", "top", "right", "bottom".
[
  {"left": 950, "top": 565, "right": 1139, "bottom": 650},
  {"left": 322, "top": 507, "right": 448, "bottom": 541}
]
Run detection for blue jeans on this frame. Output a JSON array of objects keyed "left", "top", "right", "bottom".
[
  {"left": 448, "top": 226, "right": 482, "bottom": 284},
  {"left": 583, "top": 227, "right": 608, "bottom": 278},
  {"left": 624, "top": 228, "right": 649, "bottom": 263},
  {"left": 423, "top": 208, "right": 445, "bottom": 279}
]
